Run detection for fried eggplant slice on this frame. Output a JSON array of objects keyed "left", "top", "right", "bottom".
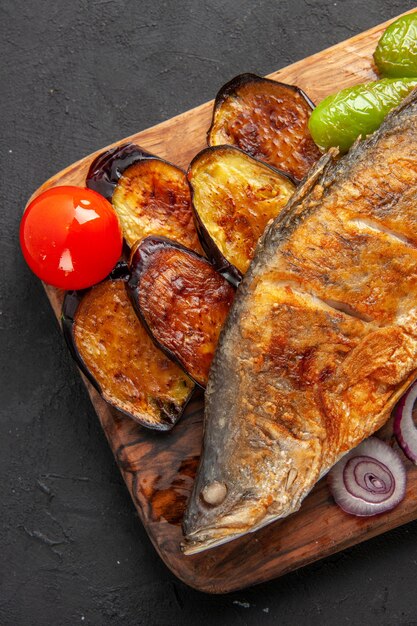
[
  {"left": 86, "top": 143, "right": 202, "bottom": 253},
  {"left": 62, "top": 265, "right": 194, "bottom": 431},
  {"left": 208, "top": 73, "right": 322, "bottom": 182},
  {"left": 188, "top": 146, "right": 295, "bottom": 281},
  {"left": 128, "top": 237, "right": 235, "bottom": 387}
]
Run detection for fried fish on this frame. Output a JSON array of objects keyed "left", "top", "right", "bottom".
[{"left": 183, "top": 88, "right": 417, "bottom": 554}]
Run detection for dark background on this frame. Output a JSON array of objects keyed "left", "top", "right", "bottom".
[{"left": 2, "top": 1, "right": 417, "bottom": 624}]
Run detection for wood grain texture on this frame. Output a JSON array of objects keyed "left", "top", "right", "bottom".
[{"left": 29, "top": 8, "right": 417, "bottom": 593}]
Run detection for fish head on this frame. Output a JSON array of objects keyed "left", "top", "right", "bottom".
[
  {"left": 182, "top": 339, "right": 322, "bottom": 554},
  {"left": 182, "top": 407, "right": 324, "bottom": 555},
  {"left": 182, "top": 447, "right": 301, "bottom": 554},
  {"left": 182, "top": 476, "right": 266, "bottom": 554}
]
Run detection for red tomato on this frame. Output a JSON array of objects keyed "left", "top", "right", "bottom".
[{"left": 20, "top": 186, "right": 123, "bottom": 290}]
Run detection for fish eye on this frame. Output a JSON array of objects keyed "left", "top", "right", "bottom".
[{"left": 201, "top": 481, "right": 227, "bottom": 506}]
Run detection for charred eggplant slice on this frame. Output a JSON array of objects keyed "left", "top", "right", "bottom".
[
  {"left": 188, "top": 145, "right": 295, "bottom": 278},
  {"left": 86, "top": 143, "right": 202, "bottom": 253},
  {"left": 208, "top": 73, "right": 322, "bottom": 182},
  {"left": 128, "top": 237, "right": 235, "bottom": 387},
  {"left": 62, "top": 265, "right": 194, "bottom": 431}
]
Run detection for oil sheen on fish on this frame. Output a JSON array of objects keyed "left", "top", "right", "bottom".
[{"left": 182, "top": 89, "right": 417, "bottom": 554}]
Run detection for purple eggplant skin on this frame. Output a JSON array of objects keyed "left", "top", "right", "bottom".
[
  {"left": 61, "top": 261, "right": 129, "bottom": 397},
  {"left": 127, "top": 235, "right": 236, "bottom": 387},
  {"left": 187, "top": 145, "right": 296, "bottom": 288},
  {"left": 86, "top": 143, "right": 158, "bottom": 201}
]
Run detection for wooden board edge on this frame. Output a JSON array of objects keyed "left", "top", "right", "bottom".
[{"left": 211, "top": 508, "right": 417, "bottom": 594}]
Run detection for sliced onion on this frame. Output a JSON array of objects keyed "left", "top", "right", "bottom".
[
  {"left": 394, "top": 380, "right": 417, "bottom": 463},
  {"left": 328, "top": 438, "right": 406, "bottom": 516}
]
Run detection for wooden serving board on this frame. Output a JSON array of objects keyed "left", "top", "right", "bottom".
[{"left": 31, "top": 9, "right": 417, "bottom": 593}]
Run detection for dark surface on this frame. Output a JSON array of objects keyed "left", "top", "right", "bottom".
[{"left": 2, "top": 0, "right": 417, "bottom": 624}]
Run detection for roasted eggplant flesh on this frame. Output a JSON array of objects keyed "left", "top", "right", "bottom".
[
  {"left": 188, "top": 146, "right": 295, "bottom": 275},
  {"left": 128, "top": 237, "right": 235, "bottom": 387},
  {"left": 112, "top": 158, "right": 203, "bottom": 252},
  {"left": 64, "top": 277, "right": 194, "bottom": 430},
  {"left": 86, "top": 142, "right": 202, "bottom": 253},
  {"left": 208, "top": 73, "right": 321, "bottom": 182}
]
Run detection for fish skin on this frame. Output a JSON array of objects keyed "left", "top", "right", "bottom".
[{"left": 182, "top": 88, "right": 417, "bottom": 555}]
